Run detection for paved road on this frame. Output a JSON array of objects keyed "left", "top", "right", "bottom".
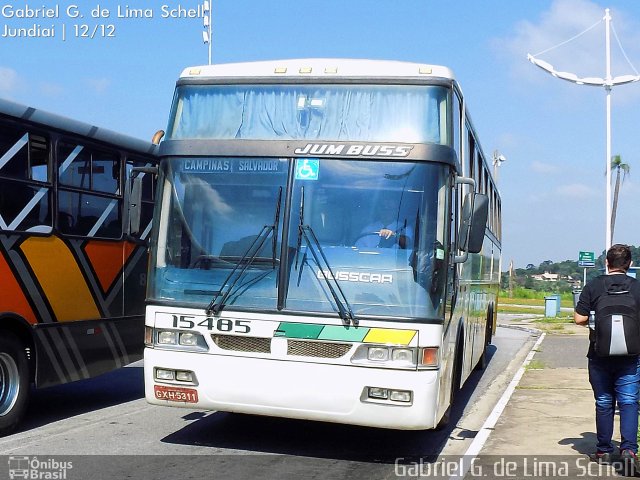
[{"left": 0, "top": 327, "right": 535, "bottom": 480}]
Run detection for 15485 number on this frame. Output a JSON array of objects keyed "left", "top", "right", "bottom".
[{"left": 171, "top": 315, "right": 251, "bottom": 333}]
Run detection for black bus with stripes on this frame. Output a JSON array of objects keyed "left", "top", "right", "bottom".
[{"left": 0, "top": 98, "right": 157, "bottom": 435}]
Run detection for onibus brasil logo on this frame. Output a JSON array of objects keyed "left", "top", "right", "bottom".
[{"left": 8, "top": 456, "right": 73, "bottom": 479}]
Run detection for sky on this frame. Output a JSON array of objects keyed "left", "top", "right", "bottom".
[{"left": 2, "top": 0, "right": 640, "bottom": 269}]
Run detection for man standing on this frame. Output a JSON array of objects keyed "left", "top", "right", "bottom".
[{"left": 574, "top": 244, "right": 640, "bottom": 468}]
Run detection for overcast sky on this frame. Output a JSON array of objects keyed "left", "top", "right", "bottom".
[{"left": 2, "top": 0, "right": 640, "bottom": 268}]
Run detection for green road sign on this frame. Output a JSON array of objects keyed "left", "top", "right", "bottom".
[{"left": 578, "top": 251, "right": 595, "bottom": 267}]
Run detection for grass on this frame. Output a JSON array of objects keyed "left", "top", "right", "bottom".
[
  {"left": 533, "top": 316, "right": 574, "bottom": 324},
  {"left": 498, "top": 305, "right": 544, "bottom": 314},
  {"left": 500, "top": 296, "right": 573, "bottom": 308},
  {"left": 525, "top": 359, "right": 545, "bottom": 370},
  {"left": 500, "top": 297, "right": 545, "bottom": 306}
]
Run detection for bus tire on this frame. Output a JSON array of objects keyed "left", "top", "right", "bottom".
[
  {"left": 0, "top": 331, "right": 30, "bottom": 437},
  {"left": 475, "top": 305, "right": 494, "bottom": 372}
]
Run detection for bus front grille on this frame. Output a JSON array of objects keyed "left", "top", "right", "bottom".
[
  {"left": 211, "top": 334, "right": 271, "bottom": 353},
  {"left": 287, "top": 340, "right": 352, "bottom": 359}
]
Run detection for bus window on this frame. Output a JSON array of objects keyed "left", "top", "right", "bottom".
[
  {"left": 0, "top": 179, "right": 52, "bottom": 232},
  {"left": 452, "top": 90, "right": 461, "bottom": 163},
  {"left": 285, "top": 159, "right": 448, "bottom": 318},
  {"left": 57, "top": 191, "right": 121, "bottom": 238},
  {"left": 0, "top": 126, "right": 29, "bottom": 179},
  {"left": 92, "top": 149, "right": 120, "bottom": 194},
  {"left": 57, "top": 142, "right": 122, "bottom": 239},
  {"left": 58, "top": 143, "right": 120, "bottom": 194},
  {"left": 0, "top": 128, "right": 52, "bottom": 233}
]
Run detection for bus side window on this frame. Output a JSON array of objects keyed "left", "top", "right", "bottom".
[
  {"left": 0, "top": 128, "right": 29, "bottom": 180},
  {"left": 0, "top": 128, "right": 52, "bottom": 233},
  {"left": 57, "top": 142, "right": 122, "bottom": 239}
]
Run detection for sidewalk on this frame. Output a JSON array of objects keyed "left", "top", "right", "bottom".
[{"left": 482, "top": 315, "right": 597, "bottom": 456}]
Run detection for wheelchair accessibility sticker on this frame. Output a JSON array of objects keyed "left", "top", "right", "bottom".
[{"left": 295, "top": 159, "right": 319, "bottom": 180}]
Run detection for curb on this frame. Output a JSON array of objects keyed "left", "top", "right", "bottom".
[
  {"left": 497, "top": 322, "right": 543, "bottom": 336},
  {"left": 448, "top": 332, "right": 547, "bottom": 479}
]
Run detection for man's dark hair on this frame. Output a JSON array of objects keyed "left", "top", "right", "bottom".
[{"left": 607, "top": 243, "right": 632, "bottom": 271}]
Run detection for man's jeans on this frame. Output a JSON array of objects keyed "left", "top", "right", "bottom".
[{"left": 588, "top": 355, "right": 640, "bottom": 453}]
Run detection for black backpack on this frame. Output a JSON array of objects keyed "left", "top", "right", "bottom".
[{"left": 594, "top": 275, "right": 640, "bottom": 356}]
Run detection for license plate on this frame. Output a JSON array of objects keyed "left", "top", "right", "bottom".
[{"left": 154, "top": 385, "right": 199, "bottom": 403}]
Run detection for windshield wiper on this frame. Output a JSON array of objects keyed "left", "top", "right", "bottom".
[
  {"left": 295, "top": 187, "right": 356, "bottom": 326},
  {"left": 206, "top": 224, "right": 274, "bottom": 315},
  {"left": 299, "top": 225, "right": 357, "bottom": 326},
  {"left": 206, "top": 188, "right": 283, "bottom": 315}
]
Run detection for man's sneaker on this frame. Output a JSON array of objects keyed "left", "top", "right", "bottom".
[
  {"left": 589, "top": 451, "right": 612, "bottom": 463},
  {"left": 620, "top": 450, "right": 640, "bottom": 475}
]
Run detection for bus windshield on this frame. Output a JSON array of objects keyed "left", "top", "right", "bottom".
[
  {"left": 167, "top": 84, "right": 450, "bottom": 144},
  {"left": 150, "top": 157, "right": 449, "bottom": 319}
]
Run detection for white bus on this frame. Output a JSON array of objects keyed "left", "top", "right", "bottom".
[{"left": 140, "top": 59, "right": 501, "bottom": 429}]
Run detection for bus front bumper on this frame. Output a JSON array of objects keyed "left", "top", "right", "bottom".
[{"left": 144, "top": 348, "right": 442, "bottom": 430}]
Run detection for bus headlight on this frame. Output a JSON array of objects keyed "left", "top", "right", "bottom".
[
  {"left": 154, "top": 368, "right": 198, "bottom": 385},
  {"left": 158, "top": 330, "right": 178, "bottom": 345},
  {"left": 367, "top": 347, "right": 389, "bottom": 362},
  {"left": 351, "top": 345, "right": 418, "bottom": 369},
  {"left": 155, "top": 368, "right": 175, "bottom": 381},
  {"left": 152, "top": 329, "right": 209, "bottom": 352},
  {"left": 392, "top": 348, "right": 415, "bottom": 363},
  {"left": 364, "top": 386, "right": 413, "bottom": 405},
  {"left": 179, "top": 332, "right": 199, "bottom": 346},
  {"left": 389, "top": 389, "right": 412, "bottom": 402}
]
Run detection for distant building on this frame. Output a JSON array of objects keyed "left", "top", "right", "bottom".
[{"left": 531, "top": 271, "right": 559, "bottom": 282}]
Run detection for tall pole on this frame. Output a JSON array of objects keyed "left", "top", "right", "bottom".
[
  {"left": 527, "top": 8, "right": 640, "bottom": 264},
  {"left": 605, "top": 8, "right": 612, "bottom": 252},
  {"left": 208, "top": 3, "right": 212, "bottom": 65},
  {"left": 203, "top": 1, "right": 212, "bottom": 65}
]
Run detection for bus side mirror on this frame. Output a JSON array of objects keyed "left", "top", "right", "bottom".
[
  {"left": 129, "top": 176, "right": 143, "bottom": 236},
  {"left": 467, "top": 194, "right": 489, "bottom": 254},
  {"left": 454, "top": 192, "right": 489, "bottom": 263},
  {"left": 456, "top": 192, "right": 474, "bottom": 254},
  {"left": 128, "top": 166, "right": 157, "bottom": 236}
]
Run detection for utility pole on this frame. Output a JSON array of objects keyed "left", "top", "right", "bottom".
[
  {"left": 508, "top": 259, "right": 514, "bottom": 298},
  {"left": 202, "top": 1, "right": 212, "bottom": 65},
  {"left": 527, "top": 8, "right": 640, "bottom": 256}
]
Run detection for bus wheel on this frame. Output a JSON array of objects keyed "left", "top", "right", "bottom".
[
  {"left": 0, "top": 332, "right": 30, "bottom": 436},
  {"left": 475, "top": 307, "right": 494, "bottom": 372}
]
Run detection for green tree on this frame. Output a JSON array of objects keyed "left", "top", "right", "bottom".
[{"left": 610, "top": 154, "right": 630, "bottom": 240}]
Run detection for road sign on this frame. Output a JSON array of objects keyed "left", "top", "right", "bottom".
[{"left": 578, "top": 251, "right": 595, "bottom": 267}]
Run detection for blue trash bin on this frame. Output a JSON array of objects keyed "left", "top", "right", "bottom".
[
  {"left": 553, "top": 294, "right": 562, "bottom": 314},
  {"left": 544, "top": 296, "right": 558, "bottom": 317}
]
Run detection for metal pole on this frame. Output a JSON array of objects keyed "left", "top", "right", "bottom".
[
  {"left": 208, "top": 4, "right": 212, "bottom": 65},
  {"left": 605, "top": 8, "right": 612, "bottom": 253}
]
